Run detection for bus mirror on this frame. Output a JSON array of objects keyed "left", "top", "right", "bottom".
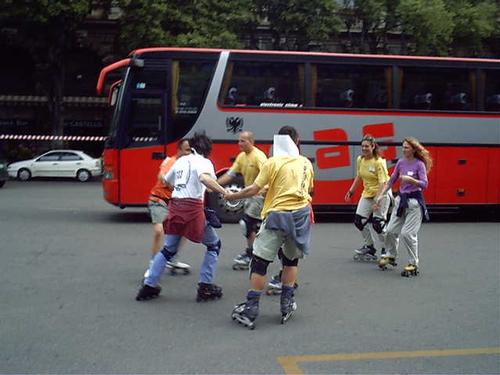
[
  {"left": 108, "top": 80, "right": 122, "bottom": 106},
  {"left": 131, "top": 58, "right": 144, "bottom": 68},
  {"left": 110, "top": 86, "right": 119, "bottom": 106}
]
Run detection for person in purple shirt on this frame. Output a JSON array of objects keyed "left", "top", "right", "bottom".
[{"left": 374, "top": 137, "right": 433, "bottom": 277}]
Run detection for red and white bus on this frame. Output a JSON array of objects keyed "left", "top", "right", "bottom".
[{"left": 97, "top": 47, "right": 499, "bottom": 221}]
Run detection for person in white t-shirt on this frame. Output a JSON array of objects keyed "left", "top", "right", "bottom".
[{"left": 136, "top": 132, "right": 228, "bottom": 302}]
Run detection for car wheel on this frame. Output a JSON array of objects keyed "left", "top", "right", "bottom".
[
  {"left": 206, "top": 176, "right": 244, "bottom": 223},
  {"left": 76, "top": 169, "right": 91, "bottom": 182},
  {"left": 0, "top": 180, "right": 5, "bottom": 188},
  {"left": 17, "top": 168, "right": 31, "bottom": 181}
]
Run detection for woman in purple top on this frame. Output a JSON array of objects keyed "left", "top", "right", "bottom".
[{"left": 374, "top": 137, "right": 433, "bottom": 277}]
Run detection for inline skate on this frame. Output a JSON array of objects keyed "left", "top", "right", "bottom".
[
  {"left": 136, "top": 284, "right": 162, "bottom": 301},
  {"left": 353, "top": 245, "right": 378, "bottom": 262},
  {"left": 280, "top": 285, "right": 297, "bottom": 324},
  {"left": 232, "top": 250, "right": 252, "bottom": 270},
  {"left": 196, "top": 282, "right": 223, "bottom": 302},
  {"left": 166, "top": 260, "right": 191, "bottom": 275},
  {"left": 378, "top": 256, "right": 397, "bottom": 270},
  {"left": 401, "top": 264, "right": 419, "bottom": 277},
  {"left": 231, "top": 291, "right": 260, "bottom": 330}
]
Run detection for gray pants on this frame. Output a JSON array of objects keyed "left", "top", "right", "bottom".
[
  {"left": 355, "top": 191, "right": 392, "bottom": 248},
  {"left": 385, "top": 196, "right": 422, "bottom": 266}
]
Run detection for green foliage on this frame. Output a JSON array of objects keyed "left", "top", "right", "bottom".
[
  {"left": 117, "top": 0, "right": 254, "bottom": 50},
  {"left": 397, "top": 0, "right": 454, "bottom": 55},
  {"left": 116, "top": 0, "right": 171, "bottom": 54},
  {"left": 255, "top": 0, "right": 341, "bottom": 50},
  {"left": 446, "top": 0, "right": 497, "bottom": 55}
]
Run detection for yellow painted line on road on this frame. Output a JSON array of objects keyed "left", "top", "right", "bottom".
[{"left": 277, "top": 347, "right": 500, "bottom": 375}]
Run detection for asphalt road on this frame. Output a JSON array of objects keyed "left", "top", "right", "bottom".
[{"left": 0, "top": 180, "right": 499, "bottom": 374}]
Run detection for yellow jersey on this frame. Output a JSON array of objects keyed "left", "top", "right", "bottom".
[
  {"left": 230, "top": 146, "right": 267, "bottom": 187},
  {"left": 254, "top": 155, "right": 314, "bottom": 218},
  {"left": 356, "top": 155, "right": 389, "bottom": 198}
]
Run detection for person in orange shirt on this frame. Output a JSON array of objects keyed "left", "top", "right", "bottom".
[{"left": 144, "top": 138, "right": 191, "bottom": 278}]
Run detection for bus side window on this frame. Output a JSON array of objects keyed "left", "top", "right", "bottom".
[
  {"left": 314, "top": 64, "right": 390, "bottom": 109},
  {"left": 224, "top": 60, "right": 305, "bottom": 107},
  {"left": 400, "top": 67, "right": 474, "bottom": 111},
  {"left": 484, "top": 69, "right": 500, "bottom": 112}
]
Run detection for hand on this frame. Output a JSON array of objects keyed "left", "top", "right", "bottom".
[
  {"left": 400, "top": 175, "right": 415, "bottom": 184},
  {"left": 344, "top": 190, "right": 353, "bottom": 202},
  {"left": 224, "top": 191, "right": 237, "bottom": 201}
]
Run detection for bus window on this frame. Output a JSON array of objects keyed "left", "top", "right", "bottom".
[
  {"left": 126, "top": 96, "right": 163, "bottom": 144},
  {"left": 312, "top": 64, "right": 391, "bottom": 109},
  {"left": 169, "top": 60, "right": 216, "bottom": 141},
  {"left": 484, "top": 69, "right": 500, "bottom": 112},
  {"left": 400, "top": 67, "right": 474, "bottom": 111},
  {"left": 221, "top": 61, "right": 305, "bottom": 108}
]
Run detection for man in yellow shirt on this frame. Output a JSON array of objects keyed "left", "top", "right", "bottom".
[
  {"left": 217, "top": 131, "right": 267, "bottom": 270},
  {"left": 225, "top": 126, "right": 314, "bottom": 329}
]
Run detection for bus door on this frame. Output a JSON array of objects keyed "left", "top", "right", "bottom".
[{"left": 119, "top": 90, "right": 168, "bottom": 205}]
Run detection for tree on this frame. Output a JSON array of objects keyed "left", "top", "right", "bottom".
[
  {"left": 117, "top": 0, "right": 255, "bottom": 50},
  {"left": 0, "top": 0, "right": 113, "bottom": 138},
  {"left": 116, "top": 0, "right": 170, "bottom": 54},
  {"left": 254, "top": 0, "right": 341, "bottom": 50},
  {"left": 446, "top": 0, "right": 498, "bottom": 56},
  {"left": 397, "top": 0, "right": 454, "bottom": 55}
]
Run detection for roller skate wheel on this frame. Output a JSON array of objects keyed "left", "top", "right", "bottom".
[{"left": 353, "top": 254, "right": 360, "bottom": 261}]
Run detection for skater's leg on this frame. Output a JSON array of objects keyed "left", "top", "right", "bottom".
[
  {"left": 399, "top": 198, "right": 422, "bottom": 266},
  {"left": 249, "top": 255, "right": 271, "bottom": 290},
  {"left": 384, "top": 197, "right": 404, "bottom": 259},
  {"left": 250, "top": 221, "right": 284, "bottom": 290},
  {"left": 147, "top": 200, "right": 169, "bottom": 256},
  {"left": 372, "top": 192, "right": 391, "bottom": 245},
  {"left": 144, "top": 234, "right": 181, "bottom": 286},
  {"left": 355, "top": 198, "right": 375, "bottom": 247},
  {"left": 199, "top": 225, "right": 221, "bottom": 284}
]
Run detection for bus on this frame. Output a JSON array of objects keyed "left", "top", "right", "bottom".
[{"left": 96, "top": 47, "right": 500, "bottom": 222}]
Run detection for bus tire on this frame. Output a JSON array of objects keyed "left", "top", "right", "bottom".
[{"left": 207, "top": 176, "right": 244, "bottom": 223}]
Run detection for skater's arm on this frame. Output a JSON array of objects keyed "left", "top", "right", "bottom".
[
  {"left": 225, "top": 183, "right": 261, "bottom": 201},
  {"left": 217, "top": 172, "right": 234, "bottom": 186},
  {"left": 345, "top": 176, "right": 361, "bottom": 202},
  {"left": 200, "top": 173, "right": 228, "bottom": 195}
]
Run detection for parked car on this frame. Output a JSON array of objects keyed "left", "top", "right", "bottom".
[
  {"left": 0, "top": 159, "right": 8, "bottom": 188},
  {"left": 7, "top": 150, "right": 102, "bottom": 182}
]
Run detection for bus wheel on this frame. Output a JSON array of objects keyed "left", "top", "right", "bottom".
[{"left": 207, "top": 179, "right": 244, "bottom": 223}]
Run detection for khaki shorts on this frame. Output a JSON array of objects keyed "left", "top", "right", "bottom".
[
  {"left": 253, "top": 219, "right": 304, "bottom": 262},
  {"left": 244, "top": 195, "right": 264, "bottom": 219},
  {"left": 147, "top": 200, "right": 169, "bottom": 224}
]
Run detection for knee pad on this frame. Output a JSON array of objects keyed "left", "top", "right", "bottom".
[
  {"left": 354, "top": 214, "right": 369, "bottom": 231},
  {"left": 250, "top": 255, "right": 270, "bottom": 276},
  {"left": 161, "top": 246, "right": 177, "bottom": 261},
  {"left": 281, "top": 254, "right": 299, "bottom": 267},
  {"left": 242, "top": 215, "right": 261, "bottom": 238},
  {"left": 206, "top": 239, "right": 222, "bottom": 255},
  {"left": 372, "top": 217, "right": 386, "bottom": 234}
]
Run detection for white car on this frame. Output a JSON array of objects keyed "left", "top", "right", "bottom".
[{"left": 7, "top": 150, "right": 102, "bottom": 182}]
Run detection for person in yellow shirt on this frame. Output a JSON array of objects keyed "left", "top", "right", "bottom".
[
  {"left": 217, "top": 131, "right": 267, "bottom": 270},
  {"left": 225, "top": 126, "right": 314, "bottom": 329},
  {"left": 345, "top": 135, "right": 391, "bottom": 261}
]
